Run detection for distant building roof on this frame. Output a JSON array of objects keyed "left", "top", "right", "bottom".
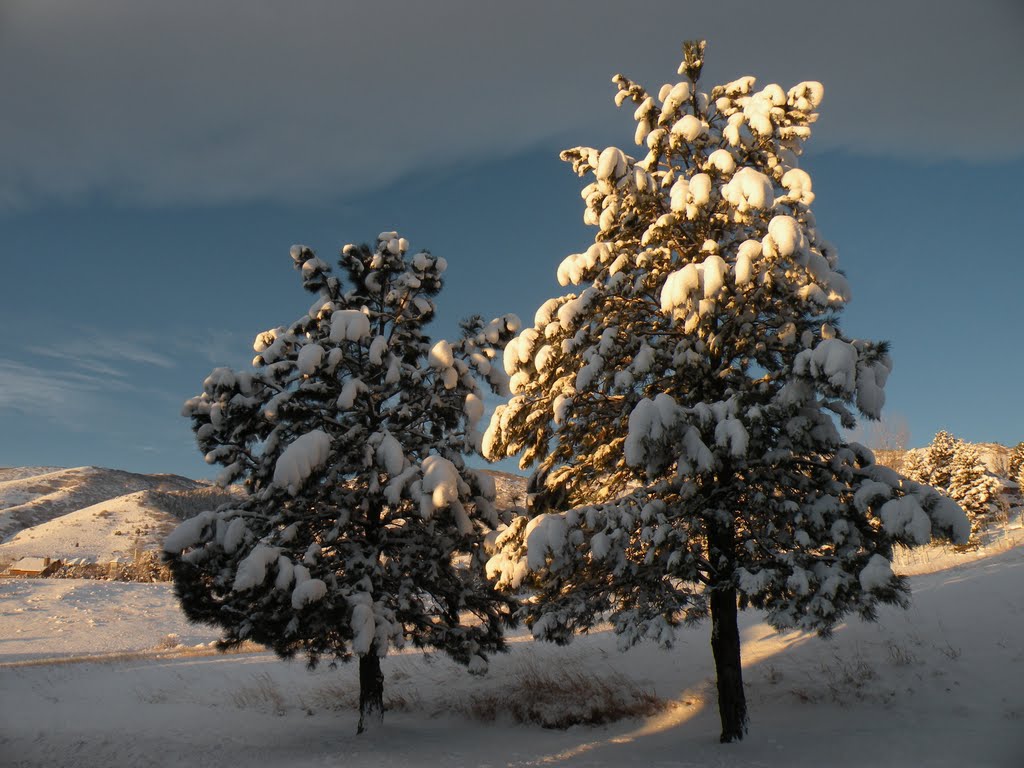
[{"left": 4, "top": 557, "right": 62, "bottom": 576}]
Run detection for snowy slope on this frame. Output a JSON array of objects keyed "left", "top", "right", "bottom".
[
  {"left": 0, "top": 466, "right": 203, "bottom": 543},
  {"left": 0, "top": 491, "right": 182, "bottom": 565},
  {"left": 0, "top": 465, "right": 520, "bottom": 565},
  {"left": 489, "top": 468, "right": 528, "bottom": 510},
  {"left": 0, "top": 465, "right": 66, "bottom": 486},
  {"left": 970, "top": 442, "right": 1013, "bottom": 476},
  {"left": 1, "top": 539, "right": 1021, "bottom": 767}
]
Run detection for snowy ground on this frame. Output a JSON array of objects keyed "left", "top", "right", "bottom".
[
  {"left": 0, "top": 578, "right": 219, "bottom": 662},
  {"left": 2, "top": 538, "right": 1022, "bottom": 767}
]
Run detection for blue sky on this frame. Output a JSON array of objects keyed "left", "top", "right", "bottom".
[{"left": 1, "top": 1, "right": 1022, "bottom": 479}]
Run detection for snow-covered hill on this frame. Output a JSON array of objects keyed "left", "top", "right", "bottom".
[
  {"left": 488, "top": 468, "right": 528, "bottom": 510},
  {"left": 0, "top": 466, "right": 204, "bottom": 544},
  {"left": 0, "top": 466, "right": 66, "bottom": 485},
  {"left": 0, "top": 491, "right": 183, "bottom": 566},
  {"left": 0, "top": 465, "right": 524, "bottom": 569}
]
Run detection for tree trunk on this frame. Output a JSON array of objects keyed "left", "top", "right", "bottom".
[
  {"left": 710, "top": 585, "right": 747, "bottom": 743},
  {"left": 357, "top": 648, "right": 384, "bottom": 734}
]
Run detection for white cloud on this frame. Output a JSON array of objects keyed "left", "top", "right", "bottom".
[
  {"left": 4, "top": 330, "right": 184, "bottom": 421},
  {"left": 0, "top": 359, "right": 108, "bottom": 427},
  {"left": 1, "top": 0, "right": 1021, "bottom": 209},
  {"left": 34, "top": 335, "right": 174, "bottom": 371}
]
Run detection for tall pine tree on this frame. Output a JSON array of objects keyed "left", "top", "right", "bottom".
[
  {"left": 164, "top": 233, "right": 518, "bottom": 733},
  {"left": 483, "top": 42, "right": 969, "bottom": 743}
]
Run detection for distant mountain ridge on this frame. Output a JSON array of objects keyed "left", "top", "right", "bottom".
[
  {"left": 5, "top": 444, "right": 1016, "bottom": 566},
  {"left": 0, "top": 465, "right": 526, "bottom": 568},
  {"left": 0, "top": 466, "right": 205, "bottom": 543}
]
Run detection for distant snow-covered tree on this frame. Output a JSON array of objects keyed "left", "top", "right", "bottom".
[
  {"left": 947, "top": 442, "right": 1003, "bottom": 534},
  {"left": 925, "top": 430, "right": 960, "bottom": 489},
  {"left": 900, "top": 451, "right": 930, "bottom": 485},
  {"left": 164, "top": 232, "right": 519, "bottom": 733},
  {"left": 1008, "top": 441, "right": 1024, "bottom": 482},
  {"left": 483, "top": 41, "right": 969, "bottom": 743}
]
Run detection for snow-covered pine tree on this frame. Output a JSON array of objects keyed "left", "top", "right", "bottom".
[
  {"left": 1008, "top": 441, "right": 1024, "bottom": 481},
  {"left": 900, "top": 450, "right": 930, "bottom": 484},
  {"left": 925, "top": 430, "right": 960, "bottom": 489},
  {"left": 483, "top": 41, "right": 969, "bottom": 743},
  {"left": 164, "top": 233, "right": 519, "bottom": 733},
  {"left": 947, "top": 442, "right": 1002, "bottom": 535}
]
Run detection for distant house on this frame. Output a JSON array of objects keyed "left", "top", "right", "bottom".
[{"left": 3, "top": 557, "right": 63, "bottom": 577}]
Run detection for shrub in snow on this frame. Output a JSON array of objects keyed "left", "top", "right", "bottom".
[
  {"left": 482, "top": 41, "right": 968, "bottom": 743},
  {"left": 165, "top": 232, "right": 519, "bottom": 733},
  {"left": 460, "top": 658, "right": 665, "bottom": 728}
]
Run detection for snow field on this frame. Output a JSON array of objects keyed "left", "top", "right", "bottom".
[
  {"left": 0, "top": 578, "right": 220, "bottom": 663},
  {"left": 2, "top": 544, "right": 1022, "bottom": 767}
]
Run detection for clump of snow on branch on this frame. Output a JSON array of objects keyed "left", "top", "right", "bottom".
[
  {"left": 858, "top": 554, "right": 895, "bottom": 592},
  {"left": 163, "top": 511, "right": 216, "bottom": 554},
  {"left": 329, "top": 310, "right": 371, "bottom": 343},
  {"left": 233, "top": 545, "right": 281, "bottom": 592},
  {"left": 273, "top": 430, "right": 332, "bottom": 495},
  {"left": 420, "top": 455, "right": 461, "bottom": 513},
  {"left": 291, "top": 578, "right": 328, "bottom": 609}
]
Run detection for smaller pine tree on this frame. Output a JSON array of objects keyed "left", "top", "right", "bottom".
[
  {"left": 926, "top": 430, "right": 960, "bottom": 489},
  {"left": 947, "top": 442, "right": 1002, "bottom": 535},
  {"left": 900, "top": 451, "right": 929, "bottom": 484},
  {"left": 164, "top": 232, "right": 519, "bottom": 733},
  {"left": 1007, "top": 441, "right": 1024, "bottom": 481}
]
